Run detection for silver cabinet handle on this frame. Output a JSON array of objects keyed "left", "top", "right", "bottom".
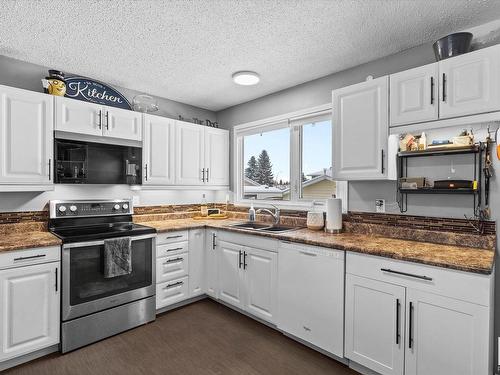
[
  {"left": 206, "top": 168, "right": 209, "bottom": 183},
  {"left": 381, "top": 268, "right": 432, "bottom": 281},
  {"left": 98, "top": 110, "right": 102, "bottom": 129},
  {"left": 55, "top": 267, "right": 58, "bottom": 292},
  {"left": 144, "top": 164, "right": 148, "bottom": 181},
  {"left": 299, "top": 251, "right": 317, "bottom": 257},
  {"left": 166, "top": 247, "right": 183, "bottom": 252},
  {"left": 164, "top": 257, "right": 183, "bottom": 264},
  {"left": 48, "top": 159, "right": 52, "bottom": 180},
  {"left": 409, "top": 301, "right": 414, "bottom": 349},
  {"left": 201, "top": 168, "right": 205, "bottom": 182},
  {"left": 212, "top": 233, "right": 217, "bottom": 250},
  {"left": 105, "top": 111, "right": 109, "bottom": 130},
  {"left": 164, "top": 281, "right": 184, "bottom": 289},
  {"left": 396, "top": 298, "right": 400, "bottom": 345},
  {"left": 166, "top": 235, "right": 183, "bottom": 239},
  {"left": 14, "top": 254, "right": 46, "bottom": 262}
]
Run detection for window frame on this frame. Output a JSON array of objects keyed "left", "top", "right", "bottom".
[{"left": 233, "top": 104, "right": 348, "bottom": 212}]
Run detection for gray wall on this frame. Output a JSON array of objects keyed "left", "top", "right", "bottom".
[{"left": 0, "top": 55, "right": 217, "bottom": 123}]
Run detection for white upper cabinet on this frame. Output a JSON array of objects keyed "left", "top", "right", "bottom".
[
  {"left": 405, "top": 289, "right": 490, "bottom": 375},
  {"left": 0, "top": 262, "right": 60, "bottom": 362},
  {"left": 103, "top": 106, "right": 142, "bottom": 141},
  {"left": 0, "top": 85, "right": 53, "bottom": 186},
  {"left": 333, "top": 76, "right": 389, "bottom": 180},
  {"left": 439, "top": 44, "right": 500, "bottom": 119},
  {"left": 174, "top": 120, "right": 229, "bottom": 186},
  {"left": 143, "top": 114, "right": 175, "bottom": 185},
  {"left": 204, "top": 127, "right": 229, "bottom": 186},
  {"left": 55, "top": 96, "right": 142, "bottom": 141},
  {"left": 390, "top": 63, "right": 439, "bottom": 126},
  {"left": 175, "top": 121, "right": 205, "bottom": 185},
  {"left": 55, "top": 96, "right": 102, "bottom": 136}
]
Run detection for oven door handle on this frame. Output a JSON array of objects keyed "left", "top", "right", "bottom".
[{"left": 63, "top": 233, "right": 157, "bottom": 249}]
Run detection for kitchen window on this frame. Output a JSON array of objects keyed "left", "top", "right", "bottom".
[{"left": 234, "top": 104, "right": 347, "bottom": 210}]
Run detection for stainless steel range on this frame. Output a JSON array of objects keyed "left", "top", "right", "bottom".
[{"left": 49, "top": 199, "right": 156, "bottom": 353}]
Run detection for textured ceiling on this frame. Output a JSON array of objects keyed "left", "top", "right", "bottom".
[{"left": 1, "top": 1, "right": 500, "bottom": 111}]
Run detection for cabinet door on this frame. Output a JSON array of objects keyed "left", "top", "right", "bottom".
[
  {"left": 345, "top": 274, "right": 405, "bottom": 375},
  {"left": 0, "top": 262, "right": 59, "bottom": 361},
  {"left": 188, "top": 229, "right": 205, "bottom": 297},
  {"left": 0, "top": 86, "right": 53, "bottom": 184},
  {"left": 217, "top": 241, "right": 244, "bottom": 309},
  {"left": 204, "top": 128, "right": 229, "bottom": 186},
  {"left": 332, "top": 76, "right": 389, "bottom": 180},
  {"left": 205, "top": 230, "right": 218, "bottom": 298},
  {"left": 405, "top": 289, "right": 490, "bottom": 375},
  {"left": 439, "top": 44, "right": 500, "bottom": 118},
  {"left": 55, "top": 96, "right": 102, "bottom": 136},
  {"left": 175, "top": 121, "right": 205, "bottom": 185},
  {"left": 103, "top": 106, "right": 142, "bottom": 141},
  {"left": 243, "top": 247, "right": 277, "bottom": 323},
  {"left": 143, "top": 114, "right": 175, "bottom": 185},
  {"left": 390, "top": 63, "right": 439, "bottom": 126},
  {"left": 278, "top": 245, "right": 345, "bottom": 357}
]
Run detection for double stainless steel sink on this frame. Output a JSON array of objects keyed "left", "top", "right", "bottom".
[{"left": 228, "top": 222, "right": 298, "bottom": 233}]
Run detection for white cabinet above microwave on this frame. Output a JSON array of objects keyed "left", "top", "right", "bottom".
[
  {"left": 390, "top": 44, "right": 500, "bottom": 127},
  {"left": 55, "top": 96, "right": 142, "bottom": 141}
]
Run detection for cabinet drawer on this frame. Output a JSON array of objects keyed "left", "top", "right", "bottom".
[
  {"left": 346, "top": 252, "right": 491, "bottom": 306},
  {"left": 156, "top": 277, "right": 189, "bottom": 309},
  {"left": 156, "top": 231, "right": 188, "bottom": 245},
  {"left": 156, "top": 253, "right": 189, "bottom": 283},
  {"left": 156, "top": 241, "right": 188, "bottom": 258},
  {"left": 0, "top": 246, "right": 60, "bottom": 270}
]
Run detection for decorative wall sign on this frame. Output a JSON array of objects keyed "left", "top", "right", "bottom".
[
  {"left": 41, "top": 70, "right": 132, "bottom": 110},
  {"left": 65, "top": 76, "right": 132, "bottom": 110}
]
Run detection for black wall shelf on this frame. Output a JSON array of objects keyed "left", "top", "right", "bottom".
[{"left": 397, "top": 143, "right": 485, "bottom": 215}]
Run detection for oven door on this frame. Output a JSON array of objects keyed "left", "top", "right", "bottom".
[{"left": 62, "top": 234, "right": 156, "bottom": 321}]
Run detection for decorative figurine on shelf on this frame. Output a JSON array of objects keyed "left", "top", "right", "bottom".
[{"left": 41, "top": 70, "right": 66, "bottom": 96}]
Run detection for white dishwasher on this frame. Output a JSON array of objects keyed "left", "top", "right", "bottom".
[{"left": 277, "top": 241, "right": 344, "bottom": 358}]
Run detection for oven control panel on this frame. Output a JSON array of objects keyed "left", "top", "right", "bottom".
[{"left": 50, "top": 200, "right": 133, "bottom": 218}]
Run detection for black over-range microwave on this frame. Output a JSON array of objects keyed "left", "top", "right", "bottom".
[{"left": 54, "top": 138, "right": 142, "bottom": 184}]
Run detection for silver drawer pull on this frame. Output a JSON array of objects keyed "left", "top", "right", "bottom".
[
  {"left": 14, "top": 254, "right": 46, "bottom": 262},
  {"left": 164, "top": 281, "right": 184, "bottom": 289},
  {"left": 166, "top": 235, "right": 183, "bottom": 239},
  {"left": 164, "top": 257, "right": 183, "bottom": 264},
  {"left": 381, "top": 268, "right": 433, "bottom": 281},
  {"left": 299, "top": 251, "right": 317, "bottom": 257},
  {"left": 166, "top": 247, "right": 183, "bottom": 252}
]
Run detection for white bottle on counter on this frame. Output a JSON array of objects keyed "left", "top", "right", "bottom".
[{"left": 248, "top": 205, "right": 256, "bottom": 222}]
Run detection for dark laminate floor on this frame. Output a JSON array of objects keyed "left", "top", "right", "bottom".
[{"left": 5, "top": 299, "right": 358, "bottom": 375}]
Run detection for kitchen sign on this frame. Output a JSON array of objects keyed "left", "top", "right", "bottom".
[
  {"left": 42, "top": 70, "right": 132, "bottom": 110},
  {"left": 65, "top": 77, "right": 132, "bottom": 110}
]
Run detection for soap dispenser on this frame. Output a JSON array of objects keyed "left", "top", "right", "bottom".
[{"left": 248, "top": 204, "right": 256, "bottom": 222}]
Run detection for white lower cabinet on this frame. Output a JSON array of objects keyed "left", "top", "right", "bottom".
[
  {"left": 278, "top": 242, "right": 344, "bottom": 357},
  {"left": 204, "top": 230, "right": 219, "bottom": 298},
  {"left": 345, "top": 274, "right": 405, "bottom": 375},
  {"left": 0, "top": 260, "right": 60, "bottom": 362},
  {"left": 345, "top": 252, "right": 492, "bottom": 375},
  {"left": 188, "top": 229, "right": 205, "bottom": 297},
  {"left": 217, "top": 236, "right": 278, "bottom": 324},
  {"left": 156, "top": 276, "right": 189, "bottom": 309},
  {"left": 405, "top": 289, "right": 490, "bottom": 375}
]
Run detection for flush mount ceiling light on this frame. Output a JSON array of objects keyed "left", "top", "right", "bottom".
[{"left": 232, "top": 71, "right": 260, "bottom": 86}]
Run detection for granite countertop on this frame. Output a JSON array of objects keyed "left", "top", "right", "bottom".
[
  {"left": 138, "top": 218, "right": 495, "bottom": 275},
  {"left": 0, "top": 230, "right": 61, "bottom": 252}
]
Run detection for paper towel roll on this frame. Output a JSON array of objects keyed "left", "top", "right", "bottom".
[{"left": 326, "top": 198, "right": 342, "bottom": 232}]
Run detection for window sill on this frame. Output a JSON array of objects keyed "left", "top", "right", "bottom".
[{"left": 233, "top": 199, "right": 326, "bottom": 212}]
